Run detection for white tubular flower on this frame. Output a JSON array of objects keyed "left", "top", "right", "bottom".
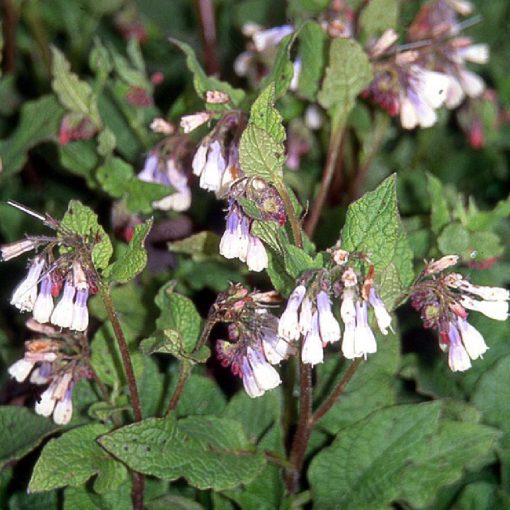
[
  {"left": 199, "top": 141, "right": 227, "bottom": 192},
  {"left": 447, "top": 323, "right": 472, "bottom": 372},
  {"left": 458, "top": 44, "right": 489, "bottom": 65},
  {"left": 51, "top": 281, "right": 76, "bottom": 329},
  {"left": 35, "top": 382, "right": 58, "bottom": 417},
  {"left": 342, "top": 321, "right": 357, "bottom": 359},
  {"left": 137, "top": 153, "right": 159, "bottom": 182},
  {"left": 446, "top": 0, "right": 473, "bottom": 16},
  {"left": 289, "top": 58, "right": 301, "bottom": 92},
  {"left": 180, "top": 112, "right": 212, "bottom": 133},
  {"left": 220, "top": 208, "right": 244, "bottom": 260},
  {"left": 246, "top": 235, "right": 268, "bottom": 272},
  {"left": 192, "top": 143, "right": 208, "bottom": 176},
  {"left": 299, "top": 296, "right": 313, "bottom": 335},
  {"left": 53, "top": 388, "right": 73, "bottom": 425},
  {"left": 241, "top": 357, "right": 264, "bottom": 398},
  {"left": 412, "top": 67, "right": 451, "bottom": 109},
  {"left": 459, "top": 69, "right": 485, "bottom": 97},
  {"left": 317, "top": 291, "right": 341, "bottom": 344},
  {"left": 354, "top": 301, "right": 377, "bottom": 358},
  {"left": 278, "top": 285, "right": 306, "bottom": 341},
  {"left": 424, "top": 255, "right": 460, "bottom": 275},
  {"left": 368, "top": 288, "right": 392, "bottom": 335},
  {"left": 340, "top": 287, "right": 356, "bottom": 325},
  {"left": 460, "top": 296, "right": 508, "bottom": 321},
  {"left": 304, "top": 105, "right": 324, "bottom": 131},
  {"left": 445, "top": 77, "right": 465, "bottom": 109},
  {"left": 29, "top": 362, "right": 52, "bottom": 385},
  {"left": 252, "top": 25, "right": 294, "bottom": 52},
  {"left": 457, "top": 317, "right": 488, "bottom": 360},
  {"left": 247, "top": 347, "right": 281, "bottom": 391},
  {"left": 153, "top": 160, "right": 191, "bottom": 212},
  {"left": 71, "top": 288, "right": 89, "bottom": 332},
  {"left": 33, "top": 275, "right": 54, "bottom": 324},
  {"left": 262, "top": 327, "right": 295, "bottom": 364},
  {"left": 10, "top": 257, "right": 45, "bottom": 312},
  {"left": 302, "top": 312, "right": 324, "bottom": 365},
  {"left": 457, "top": 281, "right": 509, "bottom": 302},
  {"left": 8, "top": 358, "right": 35, "bottom": 382},
  {"left": 1, "top": 239, "right": 36, "bottom": 262}
]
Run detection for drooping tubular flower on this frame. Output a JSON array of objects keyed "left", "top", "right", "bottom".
[
  {"left": 277, "top": 258, "right": 391, "bottom": 365},
  {"left": 191, "top": 110, "right": 247, "bottom": 197},
  {"left": 1, "top": 202, "right": 99, "bottom": 332},
  {"left": 219, "top": 178, "right": 285, "bottom": 273},
  {"left": 411, "top": 255, "right": 509, "bottom": 372},
  {"left": 8, "top": 333, "right": 91, "bottom": 425},
  {"left": 214, "top": 284, "right": 295, "bottom": 398},
  {"left": 137, "top": 133, "right": 193, "bottom": 212}
]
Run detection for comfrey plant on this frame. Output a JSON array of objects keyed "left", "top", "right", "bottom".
[{"left": 1, "top": 0, "right": 510, "bottom": 509}]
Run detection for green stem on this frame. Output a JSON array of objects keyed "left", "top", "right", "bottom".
[
  {"left": 98, "top": 282, "right": 143, "bottom": 423},
  {"left": 304, "top": 105, "right": 350, "bottom": 238},
  {"left": 276, "top": 181, "right": 303, "bottom": 249},
  {"left": 310, "top": 358, "right": 362, "bottom": 426},
  {"left": 165, "top": 361, "right": 192, "bottom": 415}
]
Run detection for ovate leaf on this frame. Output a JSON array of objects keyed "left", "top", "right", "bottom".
[
  {"left": 61, "top": 200, "right": 113, "bottom": 270},
  {"left": 340, "top": 174, "right": 414, "bottom": 306},
  {"left": 309, "top": 402, "right": 498, "bottom": 509},
  {"left": 29, "top": 424, "right": 127, "bottom": 493},
  {"left": 427, "top": 173, "right": 450, "bottom": 234},
  {"left": 359, "top": 0, "right": 399, "bottom": 36},
  {"left": 318, "top": 38, "right": 372, "bottom": 111},
  {"left": 51, "top": 47, "right": 101, "bottom": 126},
  {"left": 298, "top": 21, "right": 327, "bottom": 100},
  {"left": 0, "top": 406, "right": 59, "bottom": 469},
  {"left": 105, "top": 219, "right": 153, "bottom": 283},
  {"left": 170, "top": 39, "right": 245, "bottom": 108},
  {"left": 99, "top": 415, "right": 266, "bottom": 490}
]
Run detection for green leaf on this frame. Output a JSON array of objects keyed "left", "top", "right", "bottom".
[
  {"left": 259, "top": 33, "right": 297, "bottom": 99},
  {"left": 140, "top": 331, "right": 210, "bottom": 363},
  {"left": 170, "top": 39, "right": 245, "bottom": 108},
  {"left": 427, "top": 173, "right": 450, "bottom": 234},
  {"left": 146, "top": 495, "right": 205, "bottom": 510},
  {"left": 105, "top": 219, "right": 152, "bottom": 283},
  {"left": 239, "top": 85, "right": 287, "bottom": 183},
  {"left": 59, "top": 140, "right": 99, "bottom": 185},
  {"left": 340, "top": 174, "right": 414, "bottom": 307},
  {"left": 437, "top": 222, "right": 470, "bottom": 255},
  {"left": 297, "top": 21, "right": 327, "bottom": 100},
  {"left": 98, "top": 415, "right": 266, "bottom": 490},
  {"left": 248, "top": 84, "right": 286, "bottom": 144},
  {"left": 239, "top": 126, "right": 285, "bottom": 183},
  {"left": 314, "top": 331, "right": 399, "bottom": 435},
  {"left": 64, "top": 484, "right": 131, "bottom": 510},
  {"left": 61, "top": 200, "right": 113, "bottom": 270},
  {"left": 97, "top": 128, "right": 117, "bottom": 157},
  {"left": 359, "top": 0, "right": 399, "bottom": 36},
  {"left": 29, "top": 424, "right": 127, "bottom": 493},
  {"left": 96, "top": 157, "right": 170, "bottom": 214},
  {"left": 0, "top": 406, "right": 59, "bottom": 469},
  {"left": 318, "top": 38, "right": 373, "bottom": 111},
  {"left": 169, "top": 232, "right": 220, "bottom": 257},
  {"left": 309, "top": 402, "right": 498, "bottom": 509},
  {"left": 51, "top": 47, "right": 101, "bottom": 127},
  {"left": 91, "top": 324, "right": 145, "bottom": 388},
  {"left": 283, "top": 244, "right": 320, "bottom": 278},
  {"left": 0, "top": 95, "right": 63, "bottom": 177}
]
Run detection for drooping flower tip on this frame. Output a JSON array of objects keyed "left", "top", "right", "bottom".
[
  {"left": 10, "top": 257, "right": 46, "bottom": 312},
  {"left": 278, "top": 285, "right": 306, "bottom": 341},
  {"left": 180, "top": 112, "right": 212, "bottom": 133},
  {"left": 1, "top": 239, "right": 37, "bottom": 262},
  {"left": 302, "top": 312, "right": 324, "bottom": 366}
]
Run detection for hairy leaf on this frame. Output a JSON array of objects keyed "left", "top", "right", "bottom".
[
  {"left": 298, "top": 21, "right": 327, "bottom": 100},
  {"left": 99, "top": 415, "right": 265, "bottom": 490}
]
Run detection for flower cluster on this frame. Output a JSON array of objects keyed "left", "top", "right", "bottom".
[
  {"left": 137, "top": 134, "right": 193, "bottom": 212},
  {"left": 278, "top": 255, "right": 392, "bottom": 365},
  {"left": 8, "top": 329, "right": 90, "bottom": 425},
  {"left": 219, "top": 178, "right": 284, "bottom": 272},
  {"left": 365, "top": 0, "right": 489, "bottom": 129},
  {"left": 191, "top": 111, "right": 246, "bottom": 197},
  {"left": 214, "top": 284, "right": 295, "bottom": 398},
  {"left": 411, "top": 255, "right": 509, "bottom": 371}
]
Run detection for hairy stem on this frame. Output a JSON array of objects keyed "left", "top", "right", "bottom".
[
  {"left": 165, "top": 361, "right": 192, "bottom": 415},
  {"left": 98, "top": 282, "right": 144, "bottom": 509},
  {"left": 98, "top": 283, "right": 143, "bottom": 422},
  {"left": 194, "top": 0, "right": 220, "bottom": 76},
  {"left": 304, "top": 106, "right": 350, "bottom": 238},
  {"left": 276, "top": 181, "right": 303, "bottom": 249},
  {"left": 311, "top": 358, "right": 362, "bottom": 426},
  {"left": 285, "top": 360, "right": 312, "bottom": 493}
]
